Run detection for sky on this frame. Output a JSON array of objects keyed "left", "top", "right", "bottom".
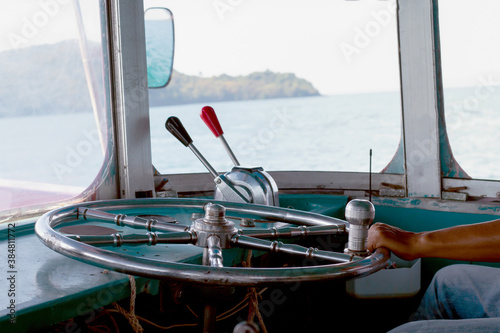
[
  {"left": 1, "top": 0, "right": 500, "bottom": 95},
  {"left": 0, "top": 1, "right": 100, "bottom": 51},
  {"left": 153, "top": 0, "right": 500, "bottom": 94},
  {"left": 165, "top": 0, "right": 402, "bottom": 94}
]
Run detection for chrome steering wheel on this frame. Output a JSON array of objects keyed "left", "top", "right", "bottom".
[{"left": 35, "top": 198, "right": 390, "bottom": 286}]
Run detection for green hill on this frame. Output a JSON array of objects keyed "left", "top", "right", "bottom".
[
  {"left": 0, "top": 42, "right": 320, "bottom": 117},
  {"left": 149, "top": 70, "right": 320, "bottom": 106}
]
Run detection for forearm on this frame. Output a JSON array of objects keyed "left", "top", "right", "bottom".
[{"left": 416, "top": 219, "right": 500, "bottom": 262}]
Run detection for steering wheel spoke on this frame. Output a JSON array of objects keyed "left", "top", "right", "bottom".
[
  {"left": 68, "top": 231, "right": 196, "bottom": 247},
  {"left": 78, "top": 207, "right": 190, "bottom": 232},
  {"left": 239, "top": 224, "right": 344, "bottom": 239},
  {"left": 205, "top": 235, "right": 224, "bottom": 267},
  {"left": 232, "top": 234, "right": 357, "bottom": 264}
]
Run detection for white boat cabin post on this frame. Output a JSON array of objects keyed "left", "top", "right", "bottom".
[{"left": 1, "top": 0, "right": 500, "bottom": 332}]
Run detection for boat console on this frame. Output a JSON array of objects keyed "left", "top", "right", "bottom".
[{"left": 33, "top": 196, "right": 389, "bottom": 332}]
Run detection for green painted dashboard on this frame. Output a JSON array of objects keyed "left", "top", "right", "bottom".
[{"left": 1, "top": 193, "right": 498, "bottom": 332}]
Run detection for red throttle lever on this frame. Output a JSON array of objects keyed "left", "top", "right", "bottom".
[
  {"left": 200, "top": 106, "right": 240, "bottom": 166},
  {"left": 200, "top": 105, "right": 223, "bottom": 137}
]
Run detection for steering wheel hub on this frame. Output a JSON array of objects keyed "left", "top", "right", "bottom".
[{"left": 192, "top": 203, "right": 238, "bottom": 248}]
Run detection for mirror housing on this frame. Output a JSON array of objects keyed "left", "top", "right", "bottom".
[{"left": 145, "top": 8, "right": 174, "bottom": 88}]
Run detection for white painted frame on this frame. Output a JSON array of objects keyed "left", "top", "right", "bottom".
[
  {"left": 108, "top": 0, "right": 155, "bottom": 199},
  {"left": 397, "top": 0, "right": 441, "bottom": 198}
]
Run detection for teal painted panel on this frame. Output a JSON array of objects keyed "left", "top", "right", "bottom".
[
  {"left": 279, "top": 194, "right": 348, "bottom": 218},
  {"left": 374, "top": 204, "right": 498, "bottom": 232}
]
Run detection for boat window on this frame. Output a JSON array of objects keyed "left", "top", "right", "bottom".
[
  {"left": 439, "top": 0, "right": 500, "bottom": 180},
  {"left": 0, "top": 1, "right": 112, "bottom": 218},
  {"left": 149, "top": 0, "right": 402, "bottom": 175}
]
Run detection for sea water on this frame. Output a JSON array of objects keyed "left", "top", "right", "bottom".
[
  {"left": 150, "top": 93, "right": 402, "bottom": 176},
  {"left": 1, "top": 90, "right": 499, "bottom": 190}
]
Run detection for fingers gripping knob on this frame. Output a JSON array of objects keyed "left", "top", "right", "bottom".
[{"left": 345, "top": 199, "right": 375, "bottom": 256}]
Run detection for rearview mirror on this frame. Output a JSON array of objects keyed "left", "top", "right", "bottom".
[{"left": 145, "top": 8, "right": 174, "bottom": 88}]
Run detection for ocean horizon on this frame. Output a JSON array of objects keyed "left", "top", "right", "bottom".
[{"left": 1, "top": 88, "right": 499, "bottom": 191}]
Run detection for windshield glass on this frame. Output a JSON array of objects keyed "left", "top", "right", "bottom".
[
  {"left": 0, "top": 1, "right": 112, "bottom": 217},
  {"left": 149, "top": 0, "right": 402, "bottom": 175},
  {"left": 439, "top": 0, "right": 500, "bottom": 180}
]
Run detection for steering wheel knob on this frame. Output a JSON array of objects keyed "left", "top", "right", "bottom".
[
  {"left": 345, "top": 199, "right": 375, "bottom": 226},
  {"left": 345, "top": 199, "right": 374, "bottom": 256}
]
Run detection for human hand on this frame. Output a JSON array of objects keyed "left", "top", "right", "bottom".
[{"left": 367, "top": 222, "right": 420, "bottom": 261}]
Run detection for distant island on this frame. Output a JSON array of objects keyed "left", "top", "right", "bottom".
[
  {"left": 149, "top": 70, "right": 320, "bottom": 107},
  {"left": 0, "top": 41, "right": 320, "bottom": 117}
]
